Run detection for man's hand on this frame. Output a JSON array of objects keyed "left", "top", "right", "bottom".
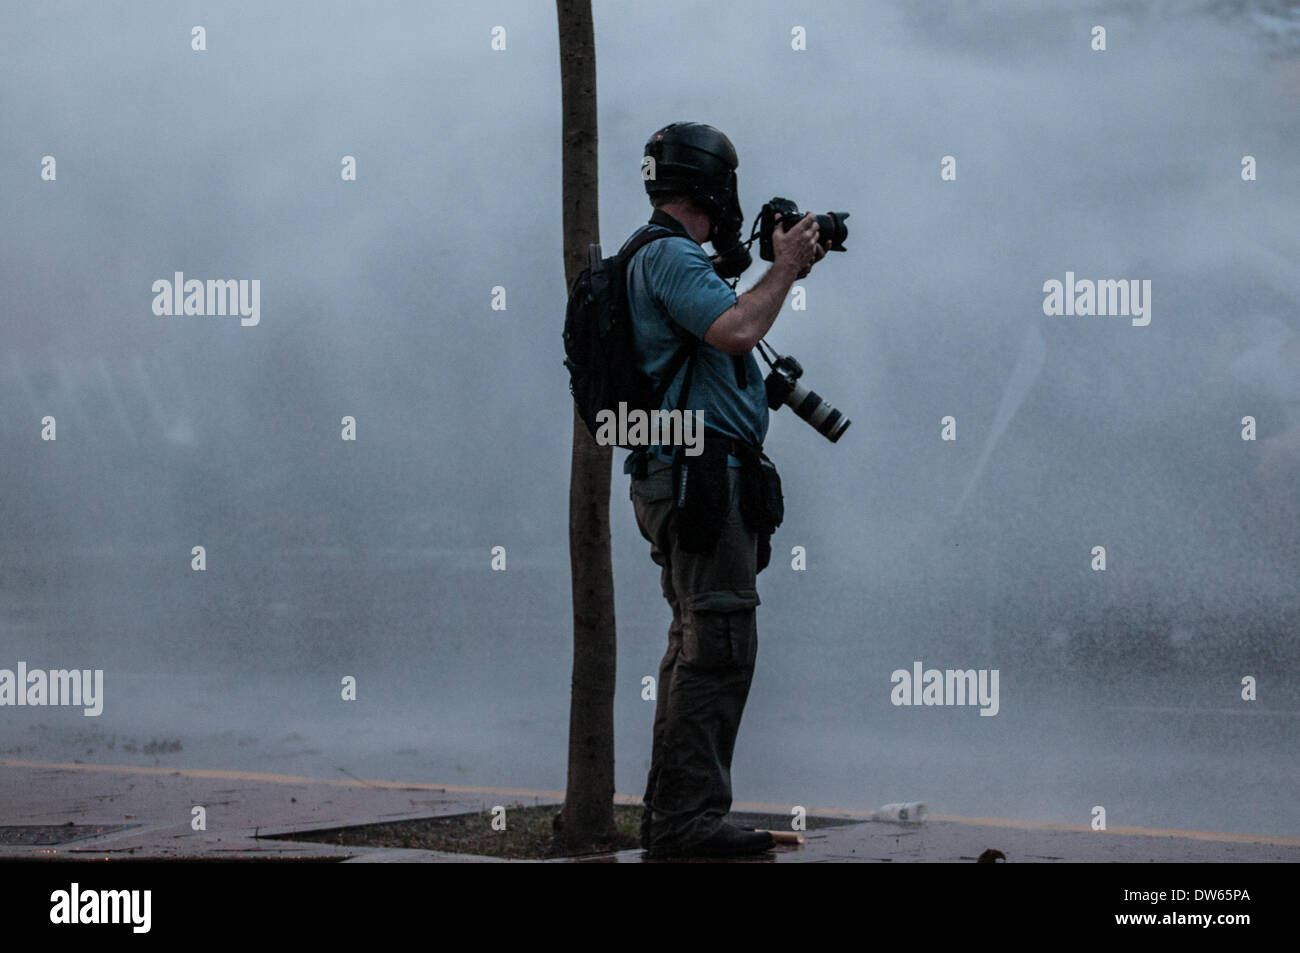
[
  {"left": 702, "top": 214, "right": 832, "bottom": 355},
  {"left": 771, "top": 211, "right": 818, "bottom": 278},
  {"left": 772, "top": 211, "right": 830, "bottom": 280},
  {"left": 798, "top": 240, "right": 830, "bottom": 279}
]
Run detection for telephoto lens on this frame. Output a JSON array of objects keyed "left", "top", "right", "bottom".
[
  {"left": 764, "top": 354, "right": 851, "bottom": 443},
  {"left": 784, "top": 380, "right": 851, "bottom": 442}
]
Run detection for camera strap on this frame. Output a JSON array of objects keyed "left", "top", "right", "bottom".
[{"left": 670, "top": 347, "right": 701, "bottom": 510}]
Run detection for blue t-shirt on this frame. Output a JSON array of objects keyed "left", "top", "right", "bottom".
[{"left": 623, "top": 216, "right": 769, "bottom": 458}]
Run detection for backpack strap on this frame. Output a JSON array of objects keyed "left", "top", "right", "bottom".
[
  {"left": 648, "top": 208, "right": 694, "bottom": 238},
  {"left": 625, "top": 210, "right": 705, "bottom": 416},
  {"left": 616, "top": 223, "right": 680, "bottom": 264},
  {"left": 679, "top": 347, "right": 700, "bottom": 407},
  {"left": 615, "top": 228, "right": 669, "bottom": 263}
]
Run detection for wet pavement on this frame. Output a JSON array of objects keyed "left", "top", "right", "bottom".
[{"left": 2, "top": 758, "right": 1297, "bottom": 863}]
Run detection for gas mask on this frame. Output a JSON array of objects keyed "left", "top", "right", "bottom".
[{"left": 707, "top": 172, "right": 752, "bottom": 280}]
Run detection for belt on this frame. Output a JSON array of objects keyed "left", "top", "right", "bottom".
[{"left": 624, "top": 439, "right": 751, "bottom": 476}]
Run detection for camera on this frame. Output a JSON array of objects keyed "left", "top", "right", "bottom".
[
  {"left": 758, "top": 197, "right": 849, "bottom": 262},
  {"left": 764, "top": 353, "right": 851, "bottom": 443}
]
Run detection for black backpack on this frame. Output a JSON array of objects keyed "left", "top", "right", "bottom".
[{"left": 563, "top": 214, "right": 698, "bottom": 446}]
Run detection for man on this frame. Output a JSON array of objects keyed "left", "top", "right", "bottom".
[{"left": 625, "top": 122, "right": 828, "bottom": 858}]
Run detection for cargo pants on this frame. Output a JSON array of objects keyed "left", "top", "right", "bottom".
[{"left": 630, "top": 456, "right": 760, "bottom": 852}]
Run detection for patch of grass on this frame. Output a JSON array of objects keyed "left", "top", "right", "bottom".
[
  {"left": 276, "top": 803, "right": 639, "bottom": 859},
  {"left": 271, "top": 804, "right": 860, "bottom": 860}
]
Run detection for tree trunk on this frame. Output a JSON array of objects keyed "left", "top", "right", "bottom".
[{"left": 555, "top": 0, "right": 618, "bottom": 849}]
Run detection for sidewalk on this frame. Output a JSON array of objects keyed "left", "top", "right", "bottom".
[{"left": 2, "top": 759, "right": 1297, "bottom": 863}]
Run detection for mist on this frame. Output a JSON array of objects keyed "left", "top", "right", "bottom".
[{"left": 2, "top": 0, "right": 1298, "bottom": 835}]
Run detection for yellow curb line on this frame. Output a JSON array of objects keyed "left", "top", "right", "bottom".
[{"left": 4, "top": 759, "right": 1298, "bottom": 848}]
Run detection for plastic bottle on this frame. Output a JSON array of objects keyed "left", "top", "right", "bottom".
[{"left": 875, "top": 801, "right": 927, "bottom": 823}]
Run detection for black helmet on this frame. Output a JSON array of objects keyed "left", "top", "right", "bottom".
[{"left": 643, "top": 122, "right": 742, "bottom": 231}]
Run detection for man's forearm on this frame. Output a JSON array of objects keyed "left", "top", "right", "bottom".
[{"left": 704, "top": 262, "right": 799, "bottom": 355}]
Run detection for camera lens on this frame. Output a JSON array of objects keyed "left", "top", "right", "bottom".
[
  {"left": 814, "top": 212, "right": 849, "bottom": 251},
  {"left": 786, "top": 381, "right": 851, "bottom": 442}
]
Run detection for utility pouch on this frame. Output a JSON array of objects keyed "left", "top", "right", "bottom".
[
  {"left": 673, "top": 427, "right": 730, "bottom": 554},
  {"left": 738, "top": 448, "right": 784, "bottom": 536},
  {"left": 734, "top": 443, "right": 783, "bottom": 575}
]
